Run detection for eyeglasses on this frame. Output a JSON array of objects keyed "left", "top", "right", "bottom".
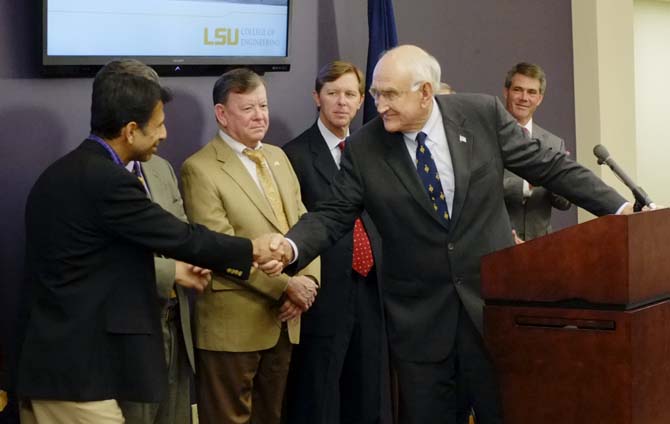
[{"left": 368, "top": 81, "right": 425, "bottom": 103}]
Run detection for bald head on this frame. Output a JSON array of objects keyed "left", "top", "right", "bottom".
[
  {"left": 374, "top": 45, "right": 441, "bottom": 93},
  {"left": 369, "top": 45, "right": 439, "bottom": 133}
]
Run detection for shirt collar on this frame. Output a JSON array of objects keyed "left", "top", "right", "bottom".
[
  {"left": 522, "top": 118, "right": 533, "bottom": 137},
  {"left": 317, "top": 118, "right": 349, "bottom": 150},
  {"left": 218, "top": 129, "right": 263, "bottom": 153},
  {"left": 403, "top": 98, "right": 441, "bottom": 143}
]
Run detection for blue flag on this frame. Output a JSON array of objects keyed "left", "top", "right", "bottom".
[{"left": 363, "top": 0, "right": 398, "bottom": 123}]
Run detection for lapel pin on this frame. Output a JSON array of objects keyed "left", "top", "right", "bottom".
[
  {"left": 459, "top": 135, "right": 467, "bottom": 143},
  {"left": 274, "top": 161, "right": 280, "bottom": 167}
]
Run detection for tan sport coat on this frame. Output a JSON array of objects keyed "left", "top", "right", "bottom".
[{"left": 181, "top": 135, "right": 320, "bottom": 352}]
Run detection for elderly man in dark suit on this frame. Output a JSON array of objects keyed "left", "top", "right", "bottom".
[
  {"left": 16, "top": 59, "right": 283, "bottom": 424},
  {"left": 282, "top": 61, "right": 387, "bottom": 424},
  {"left": 502, "top": 62, "right": 572, "bottom": 241},
  {"left": 259, "top": 45, "right": 632, "bottom": 424}
]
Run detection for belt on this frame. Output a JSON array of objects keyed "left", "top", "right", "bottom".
[{"left": 164, "top": 298, "right": 179, "bottom": 322}]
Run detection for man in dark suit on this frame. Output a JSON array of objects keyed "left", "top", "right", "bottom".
[
  {"left": 502, "top": 62, "right": 572, "bottom": 241},
  {"left": 16, "top": 59, "right": 283, "bottom": 423},
  {"left": 282, "top": 61, "right": 387, "bottom": 424},
  {"left": 260, "top": 45, "right": 631, "bottom": 424}
]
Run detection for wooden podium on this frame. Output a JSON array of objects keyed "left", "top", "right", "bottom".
[{"left": 481, "top": 209, "right": 670, "bottom": 424}]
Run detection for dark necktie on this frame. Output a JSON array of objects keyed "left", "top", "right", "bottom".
[
  {"left": 338, "top": 141, "right": 374, "bottom": 276},
  {"left": 131, "top": 161, "right": 149, "bottom": 195},
  {"left": 415, "top": 131, "right": 449, "bottom": 222}
]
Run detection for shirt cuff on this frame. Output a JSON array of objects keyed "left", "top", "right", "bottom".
[
  {"left": 286, "top": 238, "right": 299, "bottom": 264},
  {"left": 615, "top": 202, "right": 630, "bottom": 215}
]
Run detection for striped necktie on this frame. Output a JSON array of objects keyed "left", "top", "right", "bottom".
[{"left": 415, "top": 131, "right": 449, "bottom": 223}]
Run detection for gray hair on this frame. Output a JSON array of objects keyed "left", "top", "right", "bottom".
[{"left": 381, "top": 45, "right": 442, "bottom": 93}]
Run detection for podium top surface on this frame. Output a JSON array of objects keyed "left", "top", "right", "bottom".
[{"left": 481, "top": 208, "right": 670, "bottom": 306}]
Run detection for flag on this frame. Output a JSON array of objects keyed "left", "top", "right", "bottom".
[{"left": 363, "top": 0, "right": 398, "bottom": 123}]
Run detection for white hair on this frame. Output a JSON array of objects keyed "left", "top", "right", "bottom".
[
  {"left": 410, "top": 51, "right": 441, "bottom": 92},
  {"left": 380, "top": 46, "right": 442, "bottom": 93}
]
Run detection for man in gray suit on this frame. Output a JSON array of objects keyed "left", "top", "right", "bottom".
[
  {"left": 502, "top": 62, "right": 572, "bottom": 241},
  {"left": 260, "top": 45, "right": 633, "bottom": 423},
  {"left": 119, "top": 155, "right": 197, "bottom": 424}
]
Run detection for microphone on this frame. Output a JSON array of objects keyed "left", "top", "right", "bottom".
[{"left": 593, "top": 144, "right": 655, "bottom": 212}]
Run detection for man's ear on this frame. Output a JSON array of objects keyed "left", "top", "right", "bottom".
[
  {"left": 421, "top": 82, "right": 434, "bottom": 106},
  {"left": 214, "top": 103, "right": 227, "bottom": 127},
  {"left": 356, "top": 94, "right": 365, "bottom": 110},
  {"left": 121, "top": 121, "right": 139, "bottom": 144},
  {"left": 311, "top": 90, "right": 321, "bottom": 109}
]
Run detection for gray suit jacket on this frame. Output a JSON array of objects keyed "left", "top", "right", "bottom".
[
  {"left": 503, "top": 123, "right": 572, "bottom": 240},
  {"left": 142, "top": 156, "right": 195, "bottom": 373},
  {"left": 286, "top": 94, "right": 626, "bottom": 362}
]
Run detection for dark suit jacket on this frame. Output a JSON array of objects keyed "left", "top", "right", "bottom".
[
  {"left": 18, "top": 140, "right": 252, "bottom": 403},
  {"left": 286, "top": 94, "right": 626, "bottom": 363},
  {"left": 283, "top": 122, "right": 383, "bottom": 336},
  {"left": 503, "top": 123, "right": 572, "bottom": 240}
]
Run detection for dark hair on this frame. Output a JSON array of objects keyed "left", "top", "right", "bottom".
[
  {"left": 212, "top": 68, "right": 265, "bottom": 105},
  {"left": 315, "top": 61, "right": 365, "bottom": 95},
  {"left": 504, "top": 62, "right": 547, "bottom": 94},
  {"left": 90, "top": 60, "right": 172, "bottom": 139}
]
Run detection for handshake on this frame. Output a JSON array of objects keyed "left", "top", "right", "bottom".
[{"left": 251, "top": 233, "right": 295, "bottom": 277}]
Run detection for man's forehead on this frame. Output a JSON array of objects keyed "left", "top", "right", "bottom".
[
  {"left": 229, "top": 86, "right": 267, "bottom": 101},
  {"left": 511, "top": 74, "right": 541, "bottom": 89}
]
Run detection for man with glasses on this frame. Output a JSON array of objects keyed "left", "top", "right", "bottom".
[{"left": 259, "top": 45, "right": 633, "bottom": 423}]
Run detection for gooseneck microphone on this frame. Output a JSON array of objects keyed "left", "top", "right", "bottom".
[{"left": 593, "top": 144, "right": 655, "bottom": 212}]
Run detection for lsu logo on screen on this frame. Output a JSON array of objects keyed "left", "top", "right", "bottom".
[{"left": 204, "top": 28, "right": 240, "bottom": 46}]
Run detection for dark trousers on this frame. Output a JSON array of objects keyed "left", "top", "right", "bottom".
[
  {"left": 196, "top": 330, "right": 292, "bottom": 424},
  {"left": 393, "top": 307, "right": 502, "bottom": 424},
  {"left": 284, "top": 271, "right": 386, "bottom": 424}
]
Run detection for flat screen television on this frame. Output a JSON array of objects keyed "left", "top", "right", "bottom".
[{"left": 42, "top": 0, "right": 291, "bottom": 77}]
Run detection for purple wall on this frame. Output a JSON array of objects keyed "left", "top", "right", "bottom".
[{"left": 0, "top": 0, "right": 575, "bottom": 409}]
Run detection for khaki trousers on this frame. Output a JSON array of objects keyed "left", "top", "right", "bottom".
[{"left": 20, "top": 399, "right": 124, "bottom": 424}]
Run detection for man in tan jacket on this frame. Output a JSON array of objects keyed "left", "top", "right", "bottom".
[{"left": 181, "top": 68, "right": 319, "bottom": 424}]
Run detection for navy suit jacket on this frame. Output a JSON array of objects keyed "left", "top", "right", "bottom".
[
  {"left": 283, "top": 122, "right": 382, "bottom": 336},
  {"left": 18, "top": 140, "right": 252, "bottom": 402}
]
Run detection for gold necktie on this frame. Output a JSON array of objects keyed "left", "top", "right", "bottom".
[{"left": 243, "top": 148, "right": 290, "bottom": 233}]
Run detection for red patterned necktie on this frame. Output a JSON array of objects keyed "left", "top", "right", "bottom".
[{"left": 338, "top": 141, "right": 374, "bottom": 276}]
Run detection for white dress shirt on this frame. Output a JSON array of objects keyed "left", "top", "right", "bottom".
[
  {"left": 317, "top": 118, "right": 349, "bottom": 169},
  {"left": 219, "top": 129, "right": 272, "bottom": 193}
]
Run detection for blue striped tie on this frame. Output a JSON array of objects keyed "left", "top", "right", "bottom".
[{"left": 415, "top": 131, "right": 450, "bottom": 223}]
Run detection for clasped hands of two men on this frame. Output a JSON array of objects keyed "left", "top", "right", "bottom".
[{"left": 172, "top": 233, "right": 313, "bottom": 321}]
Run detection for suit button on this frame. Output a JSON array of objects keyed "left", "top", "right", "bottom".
[{"left": 447, "top": 243, "right": 454, "bottom": 251}]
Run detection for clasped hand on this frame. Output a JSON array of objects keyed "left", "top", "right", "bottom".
[
  {"left": 251, "top": 233, "right": 294, "bottom": 276},
  {"left": 278, "top": 275, "right": 318, "bottom": 322}
]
